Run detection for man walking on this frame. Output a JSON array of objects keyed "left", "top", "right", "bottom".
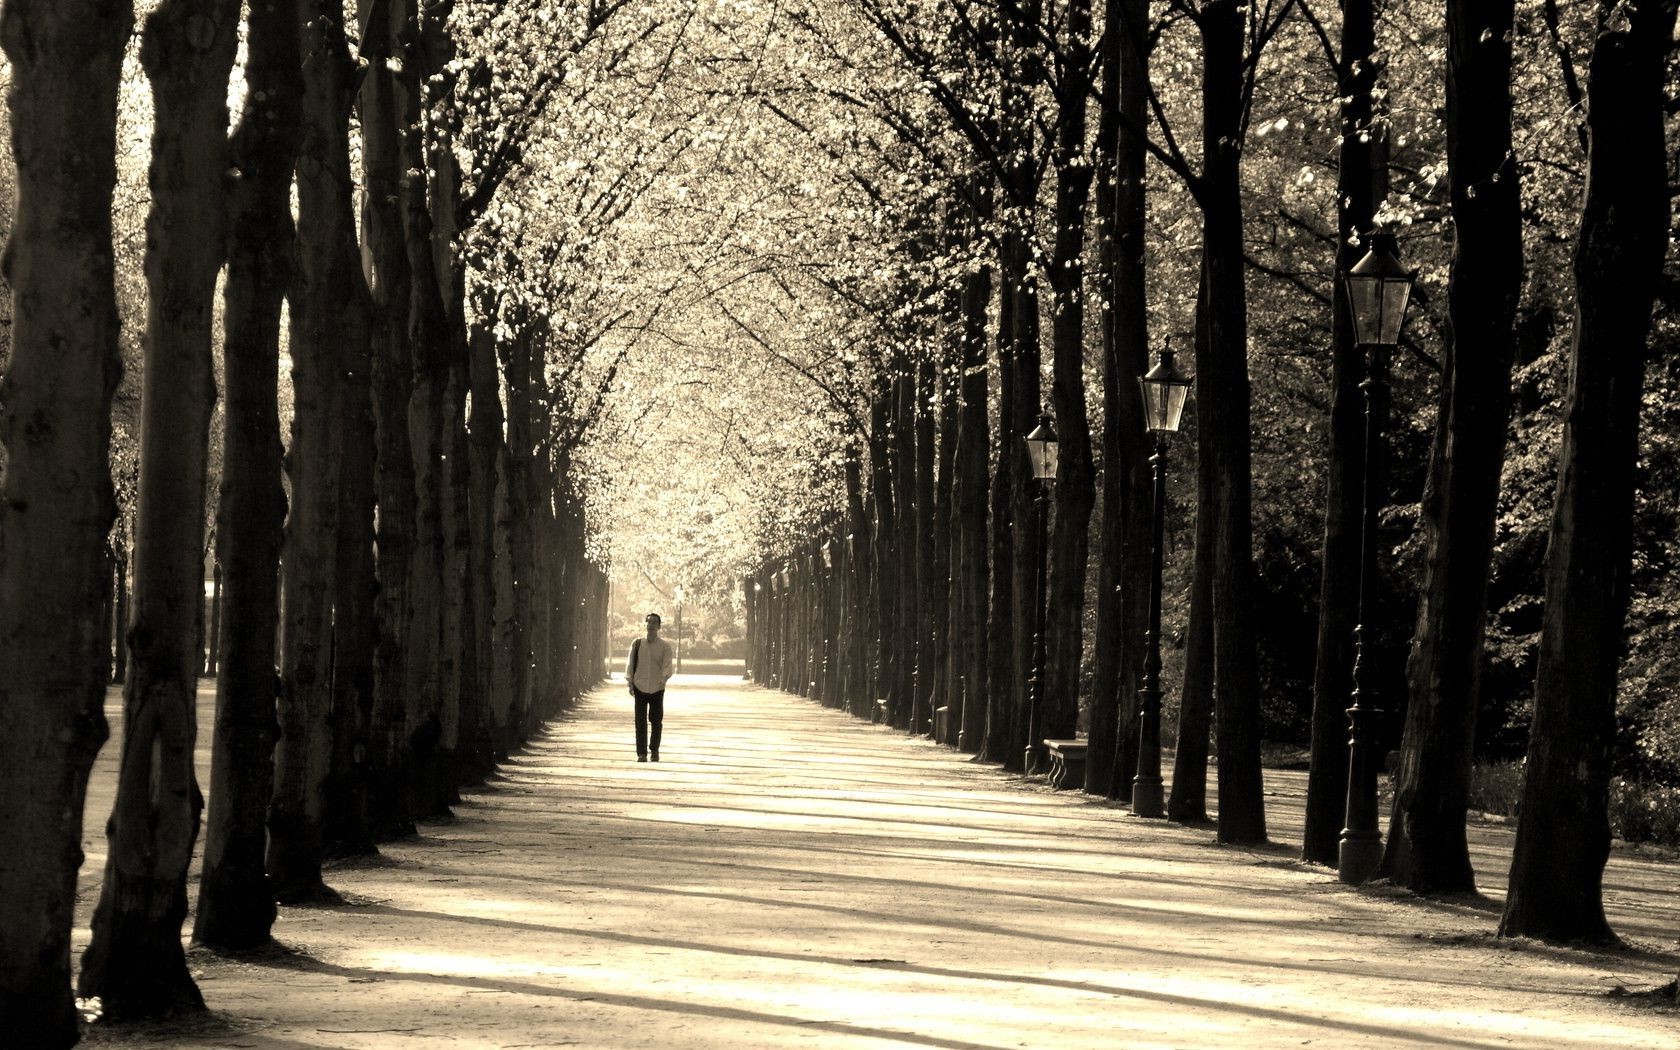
[{"left": 626, "top": 612, "right": 675, "bottom": 761}]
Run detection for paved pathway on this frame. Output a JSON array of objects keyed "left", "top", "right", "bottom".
[{"left": 81, "top": 675, "right": 1678, "bottom": 1049}]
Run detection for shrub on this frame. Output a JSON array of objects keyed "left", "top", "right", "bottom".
[
  {"left": 1467, "top": 761, "right": 1525, "bottom": 818},
  {"left": 1610, "top": 779, "right": 1680, "bottom": 848}
]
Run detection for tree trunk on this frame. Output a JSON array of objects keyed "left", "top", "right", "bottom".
[
  {"left": 194, "top": 0, "right": 299, "bottom": 949},
  {"left": 358, "top": 0, "right": 418, "bottom": 841},
  {"left": 269, "top": 0, "right": 362, "bottom": 901},
  {"left": 1091, "top": 0, "right": 1151, "bottom": 799},
  {"left": 953, "top": 224, "right": 992, "bottom": 754},
  {"left": 1303, "top": 0, "right": 1381, "bottom": 867},
  {"left": 1200, "top": 0, "right": 1266, "bottom": 845},
  {"left": 79, "top": 0, "right": 238, "bottom": 1017},
  {"left": 429, "top": 106, "right": 487, "bottom": 789},
  {"left": 1004, "top": 231, "right": 1042, "bottom": 773},
  {"left": 499, "top": 323, "right": 537, "bottom": 746},
  {"left": 114, "top": 543, "right": 131, "bottom": 684},
  {"left": 1499, "top": 0, "right": 1676, "bottom": 943},
  {"left": 1043, "top": 0, "right": 1096, "bottom": 749},
  {"left": 1379, "top": 0, "right": 1522, "bottom": 893},
  {"left": 395, "top": 0, "right": 454, "bottom": 818},
  {"left": 1168, "top": 456, "right": 1215, "bottom": 823},
  {"left": 324, "top": 283, "right": 377, "bottom": 857},
  {"left": 0, "top": 3, "right": 129, "bottom": 1041},
  {"left": 916, "top": 347, "right": 940, "bottom": 734},
  {"left": 892, "top": 363, "right": 917, "bottom": 728},
  {"left": 983, "top": 232, "right": 1018, "bottom": 765},
  {"left": 469, "top": 314, "right": 508, "bottom": 754}
]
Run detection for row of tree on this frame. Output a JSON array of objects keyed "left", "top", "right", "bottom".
[
  {"left": 736, "top": 0, "right": 1676, "bottom": 956},
  {"left": 0, "top": 1, "right": 642, "bottom": 1044}
]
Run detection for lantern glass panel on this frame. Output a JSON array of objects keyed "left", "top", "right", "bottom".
[
  {"left": 1024, "top": 416, "right": 1059, "bottom": 481},
  {"left": 1345, "top": 233, "right": 1415, "bottom": 348},
  {"left": 1026, "top": 438, "right": 1059, "bottom": 480},
  {"left": 1142, "top": 378, "right": 1191, "bottom": 433}
]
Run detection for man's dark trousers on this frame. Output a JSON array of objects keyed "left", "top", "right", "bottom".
[{"left": 633, "top": 688, "right": 664, "bottom": 758}]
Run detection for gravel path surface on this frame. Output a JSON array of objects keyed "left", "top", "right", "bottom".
[{"left": 77, "top": 674, "right": 1678, "bottom": 1048}]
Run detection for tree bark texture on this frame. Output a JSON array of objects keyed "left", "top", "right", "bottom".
[
  {"left": 358, "top": 0, "right": 418, "bottom": 840},
  {"left": 916, "top": 346, "right": 940, "bottom": 734},
  {"left": 1380, "top": 0, "right": 1522, "bottom": 894},
  {"left": 983, "top": 236, "right": 1019, "bottom": 764},
  {"left": 1091, "top": 0, "right": 1151, "bottom": 799},
  {"left": 1499, "top": 0, "right": 1677, "bottom": 943},
  {"left": 1005, "top": 234, "right": 1042, "bottom": 773},
  {"left": 953, "top": 245, "right": 992, "bottom": 754},
  {"left": 1200, "top": 0, "right": 1266, "bottom": 845},
  {"left": 194, "top": 0, "right": 299, "bottom": 950},
  {"left": 395, "top": 0, "right": 455, "bottom": 818},
  {"left": 80, "top": 0, "right": 239, "bottom": 1018},
  {"left": 269, "top": 0, "right": 362, "bottom": 901},
  {"left": 1043, "top": 0, "right": 1096, "bottom": 750},
  {"left": 1168, "top": 446, "right": 1216, "bottom": 823},
  {"left": 324, "top": 277, "right": 378, "bottom": 857},
  {"left": 0, "top": 2, "right": 129, "bottom": 1041},
  {"left": 1303, "top": 0, "right": 1380, "bottom": 867}
]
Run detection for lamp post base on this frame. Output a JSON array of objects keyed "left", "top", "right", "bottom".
[
  {"left": 1131, "top": 776, "right": 1164, "bottom": 818},
  {"left": 1023, "top": 743, "right": 1039, "bottom": 777},
  {"left": 1338, "top": 831, "right": 1382, "bottom": 885}
]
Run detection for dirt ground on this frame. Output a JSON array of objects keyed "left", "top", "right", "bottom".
[{"left": 70, "top": 673, "right": 1678, "bottom": 1049}]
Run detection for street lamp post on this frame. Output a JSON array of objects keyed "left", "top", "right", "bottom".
[
  {"left": 1338, "top": 231, "right": 1416, "bottom": 885},
  {"left": 1022, "top": 414, "right": 1059, "bottom": 775},
  {"left": 1133, "top": 343, "right": 1193, "bottom": 817}
]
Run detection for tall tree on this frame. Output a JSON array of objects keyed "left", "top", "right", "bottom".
[
  {"left": 79, "top": 0, "right": 240, "bottom": 1018},
  {"left": 270, "top": 0, "right": 368, "bottom": 900},
  {"left": 1198, "top": 0, "right": 1266, "bottom": 844},
  {"left": 1089, "top": 0, "right": 1151, "bottom": 799},
  {"left": 1379, "top": 0, "right": 1523, "bottom": 893},
  {"left": 1041, "top": 0, "right": 1098, "bottom": 750},
  {"left": 358, "top": 0, "right": 420, "bottom": 840},
  {"left": 194, "top": 0, "right": 302, "bottom": 949},
  {"left": 1302, "top": 0, "right": 1383, "bottom": 866},
  {"left": 0, "top": 1, "right": 131, "bottom": 1042},
  {"left": 1499, "top": 0, "right": 1678, "bottom": 943}
]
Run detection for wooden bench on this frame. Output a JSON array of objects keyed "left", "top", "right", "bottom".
[
  {"left": 873, "top": 698, "right": 889, "bottom": 724},
  {"left": 1043, "top": 739, "right": 1088, "bottom": 791}
]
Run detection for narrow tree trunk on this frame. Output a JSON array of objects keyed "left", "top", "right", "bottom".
[
  {"left": 194, "top": 0, "right": 299, "bottom": 949},
  {"left": 359, "top": 0, "right": 418, "bottom": 840},
  {"left": 1091, "top": 0, "right": 1151, "bottom": 799},
  {"left": 79, "top": 0, "right": 239, "bottom": 1017},
  {"left": 429, "top": 108, "right": 487, "bottom": 789},
  {"left": 953, "top": 229, "right": 992, "bottom": 754},
  {"left": 114, "top": 543, "right": 131, "bottom": 684},
  {"left": 1004, "top": 235, "right": 1042, "bottom": 773},
  {"left": 1199, "top": 0, "right": 1266, "bottom": 845},
  {"left": 1043, "top": 0, "right": 1096, "bottom": 748},
  {"left": 1303, "top": 0, "right": 1381, "bottom": 866},
  {"left": 500, "top": 324, "right": 537, "bottom": 744},
  {"left": 1499, "top": 0, "right": 1676, "bottom": 942},
  {"left": 324, "top": 289, "right": 377, "bottom": 857},
  {"left": 916, "top": 347, "right": 940, "bottom": 734},
  {"left": 1380, "top": 0, "right": 1522, "bottom": 893},
  {"left": 0, "top": 3, "right": 129, "bottom": 1041},
  {"left": 269, "top": 0, "right": 362, "bottom": 901},
  {"left": 983, "top": 235, "right": 1019, "bottom": 765},
  {"left": 395, "top": 0, "right": 453, "bottom": 818},
  {"left": 1167, "top": 492, "right": 1216, "bottom": 822}
]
